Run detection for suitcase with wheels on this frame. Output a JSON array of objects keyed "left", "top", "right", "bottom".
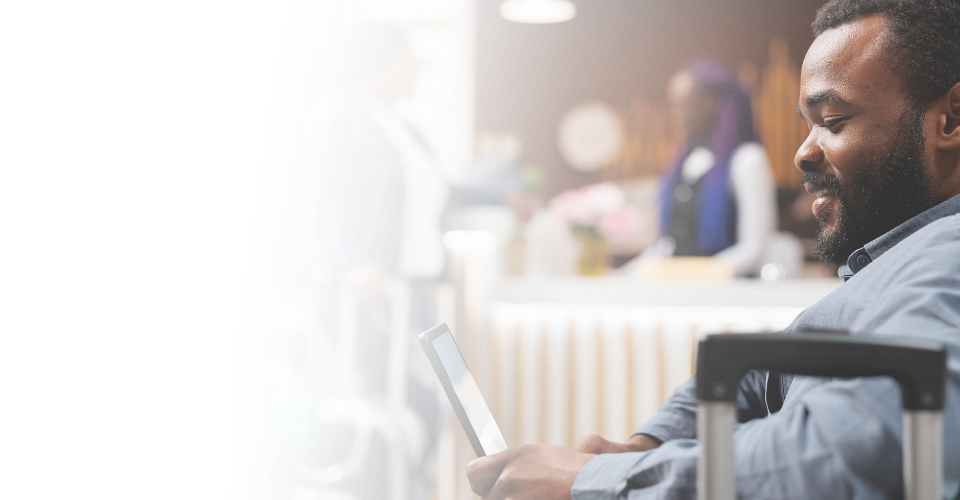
[
  {"left": 694, "top": 332, "right": 948, "bottom": 500},
  {"left": 298, "top": 280, "right": 427, "bottom": 500}
]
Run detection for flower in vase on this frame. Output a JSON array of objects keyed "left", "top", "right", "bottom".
[
  {"left": 548, "top": 182, "right": 639, "bottom": 240},
  {"left": 597, "top": 206, "right": 641, "bottom": 243},
  {"left": 580, "top": 182, "right": 625, "bottom": 218},
  {"left": 548, "top": 189, "right": 593, "bottom": 226}
]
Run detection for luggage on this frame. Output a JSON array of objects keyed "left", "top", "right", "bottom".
[
  {"left": 295, "top": 281, "right": 427, "bottom": 500},
  {"left": 694, "top": 332, "right": 947, "bottom": 500}
]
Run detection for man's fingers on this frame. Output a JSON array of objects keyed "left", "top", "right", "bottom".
[
  {"left": 574, "top": 434, "right": 628, "bottom": 454},
  {"left": 573, "top": 434, "right": 609, "bottom": 454},
  {"left": 573, "top": 434, "right": 627, "bottom": 455},
  {"left": 466, "top": 449, "right": 512, "bottom": 497},
  {"left": 467, "top": 475, "right": 491, "bottom": 497}
]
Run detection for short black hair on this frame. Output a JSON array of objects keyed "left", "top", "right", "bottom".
[{"left": 813, "top": 0, "right": 960, "bottom": 106}]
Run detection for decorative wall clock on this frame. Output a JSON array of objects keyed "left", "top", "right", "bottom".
[{"left": 556, "top": 100, "right": 623, "bottom": 172}]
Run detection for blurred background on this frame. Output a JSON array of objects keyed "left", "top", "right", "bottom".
[
  {"left": 255, "top": 0, "right": 841, "bottom": 498},
  {"left": 286, "top": 0, "right": 834, "bottom": 276}
]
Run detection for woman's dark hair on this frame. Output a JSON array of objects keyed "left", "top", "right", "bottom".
[{"left": 308, "top": 21, "right": 407, "bottom": 90}]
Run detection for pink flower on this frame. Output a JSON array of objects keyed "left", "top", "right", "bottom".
[
  {"left": 549, "top": 189, "right": 593, "bottom": 225},
  {"left": 547, "top": 182, "right": 640, "bottom": 240},
  {"left": 597, "top": 207, "right": 641, "bottom": 242},
  {"left": 580, "top": 182, "right": 625, "bottom": 216}
]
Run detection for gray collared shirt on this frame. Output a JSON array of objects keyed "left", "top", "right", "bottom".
[{"left": 572, "top": 193, "right": 960, "bottom": 499}]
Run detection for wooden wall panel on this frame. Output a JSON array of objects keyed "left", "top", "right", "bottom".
[{"left": 476, "top": 0, "right": 827, "bottom": 195}]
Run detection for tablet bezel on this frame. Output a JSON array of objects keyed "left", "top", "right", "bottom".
[{"left": 419, "top": 323, "right": 502, "bottom": 457}]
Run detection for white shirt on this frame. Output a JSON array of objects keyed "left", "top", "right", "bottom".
[
  {"left": 647, "top": 142, "right": 777, "bottom": 276},
  {"left": 367, "top": 100, "right": 449, "bottom": 278}
]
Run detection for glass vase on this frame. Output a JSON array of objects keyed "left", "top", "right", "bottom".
[
  {"left": 575, "top": 229, "right": 607, "bottom": 276},
  {"left": 503, "top": 233, "right": 526, "bottom": 276}
]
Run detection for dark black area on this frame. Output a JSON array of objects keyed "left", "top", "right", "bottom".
[
  {"left": 669, "top": 177, "right": 704, "bottom": 257},
  {"left": 776, "top": 187, "right": 819, "bottom": 239}
]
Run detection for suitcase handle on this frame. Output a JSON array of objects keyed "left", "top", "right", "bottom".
[
  {"left": 694, "top": 331, "right": 947, "bottom": 500},
  {"left": 336, "top": 279, "right": 411, "bottom": 406},
  {"left": 695, "top": 331, "right": 947, "bottom": 409}
]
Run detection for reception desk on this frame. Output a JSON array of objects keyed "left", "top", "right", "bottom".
[
  {"left": 493, "top": 276, "right": 840, "bottom": 307},
  {"left": 436, "top": 276, "right": 841, "bottom": 500},
  {"left": 255, "top": 243, "right": 842, "bottom": 500},
  {"left": 482, "top": 277, "right": 841, "bottom": 447}
]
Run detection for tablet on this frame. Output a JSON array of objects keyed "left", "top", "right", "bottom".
[{"left": 419, "top": 323, "right": 508, "bottom": 457}]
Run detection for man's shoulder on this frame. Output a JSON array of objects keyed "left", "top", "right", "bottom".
[
  {"left": 896, "top": 211, "right": 960, "bottom": 259},
  {"left": 847, "top": 211, "right": 960, "bottom": 339},
  {"left": 918, "top": 207, "right": 960, "bottom": 229},
  {"left": 847, "top": 211, "right": 960, "bottom": 290}
]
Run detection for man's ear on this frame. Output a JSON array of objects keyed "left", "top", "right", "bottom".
[{"left": 936, "top": 81, "right": 960, "bottom": 150}]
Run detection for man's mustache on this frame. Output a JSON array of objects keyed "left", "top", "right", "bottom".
[{"left": 801, "top": 171, "right": 843, "bottom": 194}]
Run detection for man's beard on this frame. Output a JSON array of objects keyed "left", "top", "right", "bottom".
[{"left": 804, "top": 106, "right": 934, "bottom": 265}]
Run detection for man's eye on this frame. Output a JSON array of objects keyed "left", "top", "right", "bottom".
[{"left": 821, "top": 118, "right": 845, "bottom": 129}]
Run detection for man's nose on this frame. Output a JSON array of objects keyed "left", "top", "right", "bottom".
[{"left": 795, "top": 130, "right": 824, "bottom": 172}]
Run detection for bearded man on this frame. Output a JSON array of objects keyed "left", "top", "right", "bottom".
[{"left": 466, "top": 1, "right": 960, "bottom": 498}]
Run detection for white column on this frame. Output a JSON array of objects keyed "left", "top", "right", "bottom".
[{"left": 394, "top": 0, "right": 476, "bottom": 183}]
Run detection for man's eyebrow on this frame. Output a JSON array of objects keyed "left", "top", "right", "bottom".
[{"left": 803, "top": 89, "right": 850, "bottom": 111}]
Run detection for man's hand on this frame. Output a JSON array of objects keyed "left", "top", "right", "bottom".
[
  {"left": 466, "top": 444, "right": 594, "bottom": 500},
  {"left": 573, "top": 433, "right": 661, "bottom": 454},
  {"left": 343, "top": 261, "right": 393, "bottom": 302}
]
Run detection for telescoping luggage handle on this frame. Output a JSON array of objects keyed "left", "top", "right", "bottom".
[
  {"left": 336, "top": 280, "right": 410, "bottom": 406},
  {"left": 695, "top": 332, "right": 947, "bottom": 500}
]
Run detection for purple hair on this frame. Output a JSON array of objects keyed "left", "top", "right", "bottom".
[{"left": 658, "top": 59, "right": 757, "bottom": 255}]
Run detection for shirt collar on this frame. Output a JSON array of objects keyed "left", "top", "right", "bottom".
[{"left": 838, "top": 193, "right": 960, "bottom": 281}]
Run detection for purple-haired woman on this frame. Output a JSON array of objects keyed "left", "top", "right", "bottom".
[{"left": 646, "top": 60, "right": 777, "bottom": 276}]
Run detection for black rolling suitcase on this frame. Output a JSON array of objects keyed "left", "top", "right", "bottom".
[
  {"left": 694, "top": 332, "right": 947, "bottom": 500},
  {"left": 293, "top": 281, "right": 427, "bottom": 500}
]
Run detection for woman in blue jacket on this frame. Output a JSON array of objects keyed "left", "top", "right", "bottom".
[
  {"left": 295, "top": 22, "right": 529, "bottom": 464},
  {"left": 650, "top": 60, "right": 777, "bottom": 276}
]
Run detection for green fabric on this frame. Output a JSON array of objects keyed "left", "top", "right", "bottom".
[{"left": 240, "top": 355, "right": 320, "bottom": 498}]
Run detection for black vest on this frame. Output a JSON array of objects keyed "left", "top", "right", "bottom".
[{"left": 667, "top": 172, "right": 738, "bottom": 256}]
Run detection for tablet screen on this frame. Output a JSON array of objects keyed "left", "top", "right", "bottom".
[{"left": 432, "top": 331, "right": 508, "bottom": 455}]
